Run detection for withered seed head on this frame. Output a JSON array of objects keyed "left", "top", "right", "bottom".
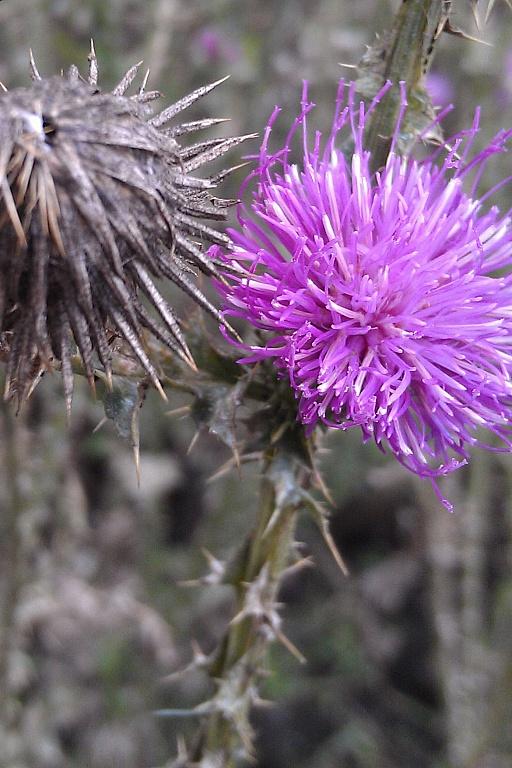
[{"left": 0, "top": 45, "right": 253, "bottom": 412}]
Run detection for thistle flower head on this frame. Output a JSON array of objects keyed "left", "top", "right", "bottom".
[
  {"left": 0, "top": 47, "right": 251, "bottom": 411},
  {"left": 213, "top": 81, "right": 512, "bottom": 508}
]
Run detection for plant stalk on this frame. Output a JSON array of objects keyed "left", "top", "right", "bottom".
[
  {"left": 366, "top": 0, "right": 450, "bottom": 173},
  {"left": 192, "top": 450, "right": 304, "bottom": 766}
]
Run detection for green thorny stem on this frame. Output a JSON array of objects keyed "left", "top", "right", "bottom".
[
  {"left": 189, "top": 448, "right": 308, "bottom": 767},
  {"left": 365, "top": 0, "right": 450, "bottom": 173}
]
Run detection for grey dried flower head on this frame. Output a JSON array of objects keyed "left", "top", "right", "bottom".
[{"left": 0, "top": 45, "right": 252, "bottom": 412}]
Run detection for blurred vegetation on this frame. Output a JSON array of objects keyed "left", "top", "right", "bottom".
[{"left": 0, "top": 1, "right": 512, "bottom": 766}]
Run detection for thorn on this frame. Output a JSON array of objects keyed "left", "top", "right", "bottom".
[
  {"left": 140, "top": 69, "right": 151, "bottom": 94},
  {"left": 321, "top": 525, "right": 349, "bottom": 577},
  {"left": 338, "top": 61, "right": 358, "bottom": 70},
  {"left": 92, "top": 416, "right": 108, "bottom": 434},
  {"left": 282, "top": 555, "right": 315, "bottom": 578},
  {"left": 191, "top": 637, "right": 209, "bottom": 665},
  {"left": 176, "top": 734, "right": 188, "bottom": 759},
  {"left": 133, "top": 443, "right": 141, "bottom": 487},
  {"left": 221, "top": 319, "right": 244, "bottom": 345},
  {"left": 197, "top": 547, "right": 226, "bottom": 584},
  {"left": 210, "top": 161, "right": 253, "bottom": 185},
  {"left": 252, "top": 695, "right": 275, "bottom": 708},
  {"left": 167, "top": 116, "right": 232, "bottom": 139},
  {"left": 65, "top": 396, "right": 73, "bottom": 426},
  {"left": 187, "top": 429, "right": 200, "bottom": 455},
  {"left": 443, "top": 19, "right": 492, "bottom": 45},
  {"left": 484, "top": 0, "right": 512, "bottom": 22},
  {"left": 112, "top": 60, "right": 144, "bottom": 96},
  {"left": 270, "top": 421, "right": 289, "bottom": 445},
  {"left": 206, "top": 460, "right": 233, "bottom": 484},
  {"left": 165, "top": 404, "right": 192, "bottom": 419},
  {"left": 313, "top": 467, "right": 335, "bottom": 505},
  {"left": 150, "top": 75, "right": 231, "bottom": 128},
  {"left": 160, "top": 639, "right": 209, "bottom": 682},
  {"left": 232, "top": 442, "right": 241, "bottom": 471},
  {"left": 88, "top": 375, "right": 97, "bottom": 399},
  {"left": 87, "top": 39, "right": 98, "bottom": 86},
  {"left": 25, "top": 367, "right": 45, "bottom": 400},
  {"left": 201, "top": 546, "right": 223, "bottom": 569},
  {"left": 471, "top": 1, "right": 481, "bottom": 28},
  {"left": 177, "top": 578, "right": 202, "bottom": 588},
  {"left": 273, "top": 625, "right": 307, "bottom": 664},
  {"left": 29, "top": 49, "right": 42, "bottom": 80},
  {"left": 207, "top": 451, "right": 263, "bottom": 484},
  {"left": 0, "top": 81, "right": 8, "bottom": 92},
  {"left": 185, "top": 354, "right": 198, "bottom": 373},
  {"left": 153, "top": 377, "right": 168, "bottom": 401}
]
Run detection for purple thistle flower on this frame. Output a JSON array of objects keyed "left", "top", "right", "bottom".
[{"left": 211, "top": 81, "right": 512, "bottom": 509}]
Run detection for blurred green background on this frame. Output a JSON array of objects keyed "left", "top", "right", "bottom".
[{"left": 0, "top": 1, "right": 512, "bottom": 767}]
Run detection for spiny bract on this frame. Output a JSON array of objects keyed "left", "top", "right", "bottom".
[{"left": 0, "top": 46, "right": 253, "bottom": 412}]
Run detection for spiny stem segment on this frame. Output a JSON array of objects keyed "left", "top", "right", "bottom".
[
  {"left": 364, "top": 0, "right": 450, "bottom": 173},
  {"left": 191, "top": 449, "right": 305, "bottom": 766}
]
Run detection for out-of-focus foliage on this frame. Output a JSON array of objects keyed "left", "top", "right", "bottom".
[{"left": 0, "top": 1, "right": 511, "bottom": 767}]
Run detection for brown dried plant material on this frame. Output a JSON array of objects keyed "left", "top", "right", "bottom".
[{"left": 0, "top": 45, "right": 253, "bottom": 413}]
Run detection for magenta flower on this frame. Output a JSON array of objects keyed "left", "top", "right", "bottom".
[{"left": 211, "top": 82, "right": 512, "bottom": 508}]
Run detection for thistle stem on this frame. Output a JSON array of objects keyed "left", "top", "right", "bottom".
[
  {"left": 192, "top": 450, "right": 304, "bottom": 765},
  {"left": 366, "top": 0, "right": 450, "bottom": 173}
]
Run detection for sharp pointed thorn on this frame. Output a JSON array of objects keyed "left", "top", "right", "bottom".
[
  {"left": 187, "top": 430, "right": 200, "bottom": 455},
  {"left": 184, "top": 353, "right": 198, "bottom": 372},
  {"left": 154, "top": 377, "right": 168, "bottom": 401},
  {"left": 206, "top": 459, "right": 235, "bottom": 484},
  {"left": 484, "top": 0, "right": 495, "bottom": 24},
  {"left": 29, "top": 49, "right": 42, "bottom": 80},
  {"left": 133, "top": 445, "right": 141, "bottom": 486},
  {"left": 274, "top": 627, "right": 307, "bottom": 664},
  {"left": 209, "top": 74, "right": 231, "bottom": 88},
  {"left": 322, "top": 527, "right": 349, "bottom": 577},
  {"left": 222, "top": 320, "right": 243, "bottom": 345},
  {"left": 165, "top": 405, "right": 192, "bottom": 419},
  {"left": 92, "top": 416, "right": 108, "bottom": 434},
  {"left": 176, "top": 578, "right": 201, "bottom": 588},
  {"left": 112, "top": 60, "right": 144, "bottom": 95},
  {"left": 140, "top": 68, "right": 151, "bottom": 94},
  {"left": 232, "top": 444, "right": 241, "bottom": 470},
  {"left": 87, "top": 39, "right": 99, "bottom": 86}
]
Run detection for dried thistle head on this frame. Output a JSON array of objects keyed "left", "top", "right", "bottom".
[{"left": 0, "top": 46, "right": 252, "bottom": 412}]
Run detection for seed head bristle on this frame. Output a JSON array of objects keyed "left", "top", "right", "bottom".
[{"left": 0, "top": 52, "right": 251, "bottom": 408}]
